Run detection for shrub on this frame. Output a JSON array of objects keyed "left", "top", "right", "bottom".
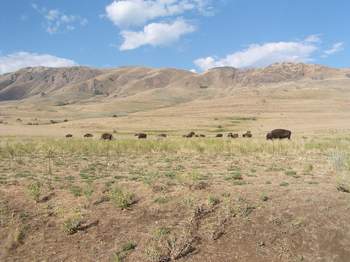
[
  {"left": 225, "top": 172, "right": 243, "bottom": 181},
  {"left": 27, "top": 182, "right": 42, "bottom": 202},
  {"left": 113, "top": 241, "right": 137, "bottom": 261},
  {"left": 109, "top": 187, "right": 136, "bottom": 209},
  {"left": 154, "top": 227, "right": 171, "bottom": 240},
  {"left": 260, "top": 194, "right": 269, "bottom": 202},
  {"left": 329, "top": 151, "right": 347, "bottom": 172},
  {"left": 121, "top": 242, "right": 137, "bottom": 252},
  {"left": 93, "top": 89, "right": 103, "bottom": 95},
  {"left": 63, "top": 217, "right": 82, "bottom": 235},
  {"left": 207, "top": 195, "right": 220, "bottom": 206},
  {"left": 154, "top": 196, "right": 169, "bottom": 204},
  {"left": 83, "top": 185, "right": 94, "bottom": 199},
  {"left": 280, "top": 182, "right": 289, "bottom": 187},
  {"left": 69, "top": 185, "right": 82, "bottom": 197},
  {"left": 285, "top": 170, "right": 297, "bottom": 177}
]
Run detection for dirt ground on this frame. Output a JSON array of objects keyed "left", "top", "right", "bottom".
[{"left": 0, "top": 137, "right": 350, "bottom": 262}]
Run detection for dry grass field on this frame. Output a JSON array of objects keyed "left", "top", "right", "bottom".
[
  {"left": 1, "top": 64, "right": 350, "bottom": 261},
  {"left": 1, "top": 135, "right": 350, "bottom": 262}
]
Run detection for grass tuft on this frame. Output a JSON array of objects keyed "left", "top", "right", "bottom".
[{"left": 109, "top": 187, "right": 136, "bottom": 209}]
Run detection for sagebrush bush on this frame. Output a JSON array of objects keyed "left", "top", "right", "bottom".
[
  {"left": 109, "top": 187, "right": 135, "bottom": 209},
  {"left": 27, "top": 181, "right": 42, "bottom": 202}
]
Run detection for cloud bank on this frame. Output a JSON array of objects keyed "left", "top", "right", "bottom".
[
  {"left": 105, "top": 0, "right": 212, "bottom": 50},
  {"left": 106, "top": 0, "right": 212, "bottom": 27},
  {"left": 0, "top": 52, "right": 77, "bottom": 74},
  {"left": 194, "top": 36, "right": 345, "bottom": 71}
]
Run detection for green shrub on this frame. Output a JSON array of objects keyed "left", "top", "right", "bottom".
[
  {"left": 69, "top": 185, "right": 82, "bottom": 197},
  {"left": 113, "top": 241, "right": 137, "bottom": 261},
  {"left": 109, "top": 187, "right": 135, "bottom": 209},
  {"left": 27, "top": 182, "right": 42, "bottom": 202},
  {"left": 280, "top": 182, "right": 289, "bottom": 187},
  {"left": 207, "top": 195, "right": 220, "bottom": 206}
]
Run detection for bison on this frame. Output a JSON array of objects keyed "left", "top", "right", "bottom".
[
  {"left": 266, "top": 129, "right": 291, "bottom": 140},
  {"left": 184, "top": 131, "right": 196, "bottom": 138},
  {"left": 242, "top": 131, "right": 252, "bottom": 138},
  {"left": 84, "top": 133, "right": 93, "bottom": 138},
  {"left": 199, "top": 134, "right": 206, "bottom": 138},
  {"left": 216, "top": 134, "right": 223, "bottom": 138},
  {"left": 136, "top": 133, "right": 147, "bottom": 139},
  {"left": 65, "top": 134, "right": 73, "bottom": 138},
  {"left": 101, "top": 133, "right": 113, "bottom": 140},
  {"left": 228, "top": 133, "right": 239, "bottom": 138},
  {"left": 158, "top": 134, "right": 167, "bottom": 138}
]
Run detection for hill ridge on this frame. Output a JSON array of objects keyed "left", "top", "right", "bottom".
[{"left": 0, "top": 62, "right": 349, "bottom": 103}]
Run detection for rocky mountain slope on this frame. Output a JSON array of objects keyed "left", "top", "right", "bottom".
[{"left": 0, "top": 63, "right": 349, "bottom": 104}]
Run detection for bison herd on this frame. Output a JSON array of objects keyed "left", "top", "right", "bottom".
[{"left": 65, "top": 129, "right": 291, "bottom": 141}]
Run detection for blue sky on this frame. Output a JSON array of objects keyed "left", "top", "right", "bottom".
[{"left": 0, "top": 0, "right": 348, "bottom": 74}]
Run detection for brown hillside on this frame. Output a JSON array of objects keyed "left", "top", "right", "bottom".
[{"left": 1, "top": 63, "right": 348, "bottom": 105}]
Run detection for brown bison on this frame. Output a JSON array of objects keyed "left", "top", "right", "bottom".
[
  {"left": 216, "top": 134, "right": 223, "bottom": 138},
  {"left": 101, "top": 133, "right": 113, "bottom": 140},
  {"left": 65, "top": 134, "right": 73, "bottom": 138},
  {"left": 158, "top": 134, "right": 167, "bottom": 138},
  {"left": 242, "top": 131, "right": 252, "bottom": 138},
  {"left": 184, "top": 131, "right": 196, "bottom": 138},
  {"left": 227, "top": 133, "right": 239, "bottom": 138},
  {"left": 136, "top": 133, "right": 147, "bottom": 139},
  {"left": 84, "top": 133, "right": 93, "bottom": 138},
  {"left": 266, "top": 129, "right": 291, "bottom": 140},
  {"left": 199, "top": 134, "right": 206, "bottom": 138}
]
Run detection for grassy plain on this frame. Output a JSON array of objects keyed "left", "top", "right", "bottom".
[
  {"left": 1, "top": 77, "right": 350, "bottom": 261},
  {"left": 1, "top": 135, "right": 350, "bottom": 261}
]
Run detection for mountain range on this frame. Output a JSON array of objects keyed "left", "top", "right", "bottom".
[{"left": 1, "top": 63, "right": 349, "bottom": 104}]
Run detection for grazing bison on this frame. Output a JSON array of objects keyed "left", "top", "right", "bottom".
[
  {"left": 65, "top": 134, "right": 73, "bottom": 138},
  {"left": 199, "top": 134, "right": 206, "bottom": 138},
  {"left": 216, "top": 134, "right": 223, "bottom": 138},
  {"left": 158, "top": 134, "right": 167, "bottom": 138},
  {"left": 184, "top": 131, "right": 196, "bottom": 138},
  {"left": 101, "top": 133, "right": 113, "bottom": 140},
  {"left": 84, "top": 133, "right": 93, "bottom": 138},
  {"left": 228, "top": 133, "right": 239, "bottom": 138},
  {"left": 266, "top": 129, "right": 291, "bottom": 140},
  {"left": 242, "top": 131, "right": 252, "bottom": 138},
  {"left": 136, "top": 133, "right": 147, "bottom": 139}
]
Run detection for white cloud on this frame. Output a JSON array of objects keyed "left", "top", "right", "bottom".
[
  {"left": 105, "top": 0, "right": 212, "bottom": 50},
  {"left": 304, "top": 34, "right": 322, "bottom": 43},
  {"left": 323, "top": 42, "right": 344, "bottom": 56},
  {"left": 105, "top": 0, "right": 212, "bottom": 28},
  {"left": 120, "top": 19, "right": 195, "bottom": 50},
  {"left": 0, "top": 52, "right": 77, "bottom": 74},
  {"left": 32, "top": 4, "right": 88, "bottom": 34},
  {"left": 194, "top": 36, "right": 319, "bottom": 71}
]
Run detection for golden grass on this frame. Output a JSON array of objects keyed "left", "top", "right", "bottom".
[{"left": 1, "top": 135, "right": 350, "bottom": 158}]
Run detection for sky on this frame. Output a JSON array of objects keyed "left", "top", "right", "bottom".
[{"left": 0, "top": 0, "right": 349, "bottom": 74}]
